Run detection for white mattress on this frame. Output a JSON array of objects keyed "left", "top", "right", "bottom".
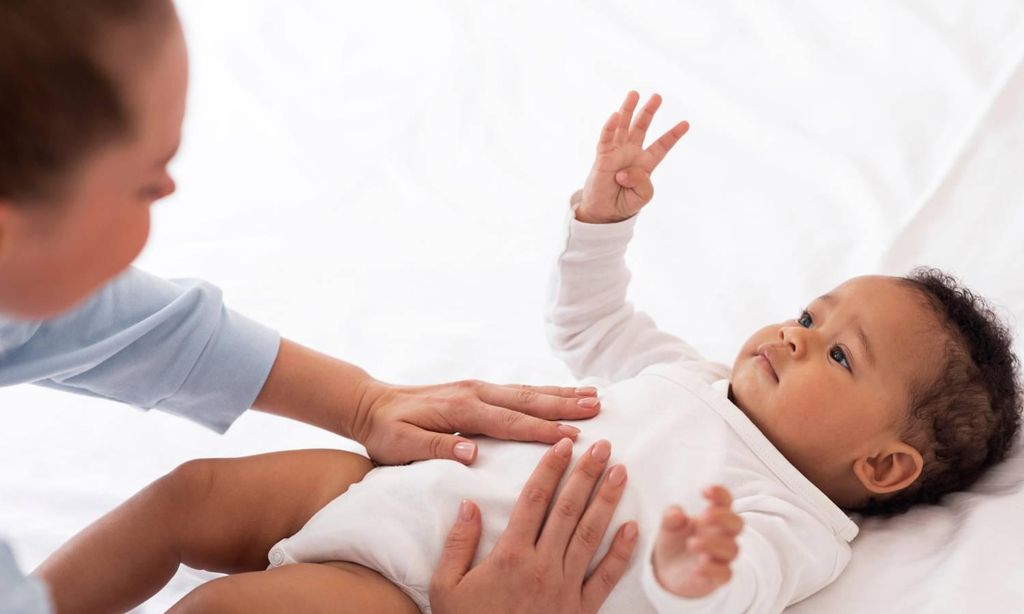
[{"left": 1, "top": 1, "right": 1022, "bottom": 611}]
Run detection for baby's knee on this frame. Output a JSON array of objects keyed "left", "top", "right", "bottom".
[
  {"left": 159, "top": 459, "right": 219, "bottom": 504},
  {"left": 145, "top": 458, "right": 223, "bottom": 527}
]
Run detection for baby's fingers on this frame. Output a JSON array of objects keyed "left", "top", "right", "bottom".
[
  {"left": 697, "top": 507, "right": 744, "bottom": 538},
  {"left": 687, "top": 534, "right": 739, "bottom": 563},
  {"left": 702, "top": 485, "right": 733, "bottom": 508},
  {"left": 654, "top": 505, "right": 694, "bottom": 556},
  {"left": 628, "top": 93, "right": 662, "bottom": 145},
  {"left": 614, "top": 167, "right": 650, "bottom": 190},
  {"left": 696, "top": 557, "right": 733, "bottom": 587},
  {"left": 614, "top": 167, "right": 654, "bottom": 205},
  {"left": 645, "top": 120, "right": 690, "bottom": 168},
  {"left": 615, "top": 91, "right": 640, "bottom": 145},
  {"left": 597, "top": 111, "right": 620, "bottom": 151}
]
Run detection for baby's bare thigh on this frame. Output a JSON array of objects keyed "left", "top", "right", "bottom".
[
  {"left": 172, "top": 449, "right": 374, "bottom": 573},
  {"left": 169, "top": 561, "right": 418, "bottom": 614}
]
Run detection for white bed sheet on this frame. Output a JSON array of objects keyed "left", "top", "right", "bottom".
[{"left": 1, "top": 1, "right": 1022, "bottom": 612}]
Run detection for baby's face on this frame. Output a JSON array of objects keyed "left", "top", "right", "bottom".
[{"left": 729, "top": 276, "right": 941, "bottom": 504}]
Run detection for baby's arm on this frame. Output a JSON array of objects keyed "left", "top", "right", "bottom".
[
  {"left": 547, "top": 92, "right": 721, "bottom": 382},
  {"left": 644, "top": 491, "right": 846, "bottom": 613},
  {"left": 36, "top": 450, "right": 373, "bottom": 614}
]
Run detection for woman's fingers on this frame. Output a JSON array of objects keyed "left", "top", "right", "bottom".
[
  {"left": 536, "top": 440, "right": 612, "bottom": 557},
  {"left": 498, "top": 384, "right": 596, "bottom": 398},
  {"left": 645, "top": 120, "right": 689, "bottom": 168},
  {"left": 455, "top": 402, "right": 582, "bottom": 445},
  {"left": 561, "top": 461, "right": 629, "bottom": 577},
  {"left": 614, "top": 91, "right": 640, "bottom": 145},
  {"left": 498, "top": 439, "right": 575, "bottom": 548},
  {"left": 580, "top": 521, "right": 638, "bottom": 613},
  {"left": 629, "top": 93, "right": 662, "bottom": 145},
  {"left": 482, "top": 384, "right": 601, "bottom": 421},
  {"left": 430, "top": 500, "right": 483, "bottom": 597}
]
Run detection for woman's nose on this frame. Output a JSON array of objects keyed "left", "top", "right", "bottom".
[{"left": 157, "top": 175, "right": 176, "bottom": 199}]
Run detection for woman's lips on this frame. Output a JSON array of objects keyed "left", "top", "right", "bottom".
[{"left": 757, "top": 350, "right": 779, "bottom": 382}]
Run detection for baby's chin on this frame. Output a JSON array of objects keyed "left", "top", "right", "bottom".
[{"left": 727, "top": 354, "right": 769, "bottom": 420}]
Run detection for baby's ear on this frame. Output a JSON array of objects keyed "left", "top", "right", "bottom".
[{"left": 853, "top": 443, "right": 924, "bottom": 495}]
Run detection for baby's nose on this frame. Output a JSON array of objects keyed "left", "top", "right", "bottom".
[{"left": 778, "top": 327, "right": 803, "bottom": 355}]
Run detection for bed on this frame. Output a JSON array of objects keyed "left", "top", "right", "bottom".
[{"left": 1, "top": 1, "right": 1021, "bottom": 611}]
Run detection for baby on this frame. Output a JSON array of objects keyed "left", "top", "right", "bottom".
[{"left": 40, "top": 93, "right": 1021, "bottom": 613}]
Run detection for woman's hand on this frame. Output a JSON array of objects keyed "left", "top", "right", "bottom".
[
  {"left": 252, "top": 340, "right": 600, "bottom": 466},
  {"left": 429, "top": 438, "right": 638, "bottom": 614},
  {"left": 353, "top": 379, "right": 601, "bottom": 465},
  {"left": 577, "top": 90, "right": 689, "bottom": 224},
  {"left": 652, "top": 486, "right": 743, "bottom": 599}
]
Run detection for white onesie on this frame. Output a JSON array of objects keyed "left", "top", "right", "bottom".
[{"left": 268, "top": 203, "right": 860, "bottom": 613}]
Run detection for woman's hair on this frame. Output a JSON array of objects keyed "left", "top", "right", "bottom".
[
  {"left": 856, "top": 267, "right": 1021, "bottom": 516},
  {"left": 0, "top": 0, "right": 167, "bottom": 201}
]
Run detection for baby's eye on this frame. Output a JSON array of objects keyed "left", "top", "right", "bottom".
[
  {"left": 830, "top": 345, "right": 851, "bottom": 371},
  {"left": 797, "top": 311, "right": 813, "bottom": 327}
]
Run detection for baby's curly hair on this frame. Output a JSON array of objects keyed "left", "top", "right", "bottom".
[{"left": 856, "top": 267, "right": 1022, "bottom": 516}]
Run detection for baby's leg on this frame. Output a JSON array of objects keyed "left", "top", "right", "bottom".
[
  {"left": 168, "top": 561, "right": 418, "bottom": 614},
  {"left": 37, "top": 449, "right": 373, "bottom": 614}
]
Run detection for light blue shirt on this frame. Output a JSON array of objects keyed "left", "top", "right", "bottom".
[{"left": 0, "top": 267, "right": 281, "bottom": 613}]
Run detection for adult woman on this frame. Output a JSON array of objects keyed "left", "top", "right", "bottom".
[{"left": 0, "top": 1, "right": 635, "bottom": 611}]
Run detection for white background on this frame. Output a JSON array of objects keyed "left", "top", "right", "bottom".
[{"left": 2, "top": 1, "right": 1023, "bottom": 611}]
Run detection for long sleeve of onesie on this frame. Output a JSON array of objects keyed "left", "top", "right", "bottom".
[
  {"left": 546, "top": 191, "right": 727, "bottom": 383},
  {"left": 641, "top": 499, "right": 848, "bottom": 613},
  {"left": 0, "top": 266, "right": 280, "bottom": 433},
  {"left": 545, "top": 196, "right": 851, "bottom": 613}
]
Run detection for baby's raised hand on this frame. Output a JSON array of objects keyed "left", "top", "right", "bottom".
[
  {"left": 652, "top": 485, "right": 743, "bottom": 599},
  {"left": 576, "top": 91, "right": 689, "bottom": 224}
]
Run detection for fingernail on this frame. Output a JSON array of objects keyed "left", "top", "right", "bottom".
[
  {"left": 558, "top": 424, "right": 581, "bottom": 439},
  {"left": 554, "top": 437, "right": 573, "bottom": 457},
  {"left": 575, "top": 386, "right": 597, "bottom": 396},
  {"left": 623, "top": 521, "right": 638, "bottom": 542},
  {"left": 591, "top": 439, "right": 611, "bottom": 462},
  {"left": 577, "top": 397, "right": 599, "bottom": 409},
  {"left": 459, "top": 499, "right": 474, "bottom": 522},
  {"left": 607, "top": 464, "right": 626, "bottom": 486},
  {"left": 454, "top": 442, "right": 476, "bottom": 462}
]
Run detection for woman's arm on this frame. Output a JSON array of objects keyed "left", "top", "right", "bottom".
[
  {"left": 252, "top": 339, "right": 597, "bottom": 465},
  {"left": 0, "top": 266, "right": 278, "bottom": 433},
  {"left": 0, "top": 266, "right": 599, "bottom": 465}
]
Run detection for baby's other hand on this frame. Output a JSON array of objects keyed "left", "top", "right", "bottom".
[
  {"left": 652, "top": 485, "right": 743, "bottom": 599},
  {"left": 576, "top": 91, "right": 689, "bottom": 224}
]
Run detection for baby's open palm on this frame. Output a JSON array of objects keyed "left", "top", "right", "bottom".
[
  {"left": 578, "top": 91, "right": 689, "bottom": 224},
  {"left": 653, "top": 486, "right": 744, "bottom": 599}
]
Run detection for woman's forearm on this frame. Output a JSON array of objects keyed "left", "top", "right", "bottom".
[
  {"left": 251, "top": 338, "right": 373, "bottom": 439},
  {"left": 250, "top": 338, "right": 596, "bottom": 466}
]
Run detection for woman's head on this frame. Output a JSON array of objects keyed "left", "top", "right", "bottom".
[{"left": 0, "top": 0, "right": 186, "bottom": 319}]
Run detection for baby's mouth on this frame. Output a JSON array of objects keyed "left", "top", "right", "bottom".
[{"left": 757, "top": 349, "right": 779, "bottom": 382}]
